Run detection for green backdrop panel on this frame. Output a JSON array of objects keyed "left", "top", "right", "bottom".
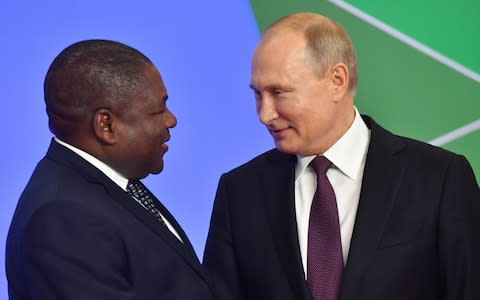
[
  {"left": 249, "top": 0, "right": 479, "bottom": 181},
  {"left": 345, "top": 0, "right": 480, "bottom": 74}
]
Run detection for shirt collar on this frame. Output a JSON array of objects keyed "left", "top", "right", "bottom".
[
  {"left": 54, "top": 138, "right": 130, "bottom": 190},
  {"left": 296, "top": 106, "right": 370, "bottom": 180}
]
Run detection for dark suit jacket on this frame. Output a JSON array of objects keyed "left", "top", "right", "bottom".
[
  {"left": 203, "top": 115, "right": 480, "bottom": 300},
  {"left": 6, "top": 139, "right": 215, "bottom": 300}
]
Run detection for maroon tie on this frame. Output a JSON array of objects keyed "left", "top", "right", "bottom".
[{"left": 307, "top": 156, "right": 344, "bottom": 300}]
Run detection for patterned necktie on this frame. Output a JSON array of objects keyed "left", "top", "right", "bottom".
[
  {"left": 126, "top": 180, "right": 167, "bottom": 226},
  {"left": 307, "top": 156, "right": 344, "bottom": 300}
]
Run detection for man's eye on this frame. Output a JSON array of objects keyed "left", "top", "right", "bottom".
[{"left": 272, "top": 88, "right": 289, "bottom": 97}]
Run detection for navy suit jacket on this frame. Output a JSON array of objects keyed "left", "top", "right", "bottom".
[
  {"left": 203, "top": 115, "right": 480, "bottom": 300},
  {"left": 6, "top": 139, "right": 215, "bottom": 300}
]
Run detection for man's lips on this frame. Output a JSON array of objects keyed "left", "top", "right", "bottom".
[
  {"left": 160, "top": 135, "right": 171, "bottom": 151},
  {"left": 162, "top": 133, "right": 171, "bottom": 144},
  {"left": 160, "top": 142, "right": 169, "bottom": 153},
  {"left": 269, "top": 127, "right": 291, "bottom": 139}
]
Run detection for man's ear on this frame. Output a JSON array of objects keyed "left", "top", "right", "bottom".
[
  {"left": 329, "top": 63, "right": 349, "bottom": 102},
  {"left": 92, "top": 108, "right": 117, "bottom": 145}
]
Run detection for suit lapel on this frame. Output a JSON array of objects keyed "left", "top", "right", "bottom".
[
  {"left": 130, "top": 180, "right": 200, "bottom": 263},
  {"left": 340, "top": 116, "right": 406, "bottom": 300},
  {"left": 46, "top": 139, "right": 208, "bottom": 283},
  {"left": 150, "top": 192, "right": 200, "bottom": 263},
  {"left": 102, "top": 178, "right": 213, "bottom": 290},
  {"left": 263, "top": 150, "right": 312, "bottom": 300}
]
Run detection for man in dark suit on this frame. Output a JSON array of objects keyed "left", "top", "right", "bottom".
[
  {"left": 6, "top": 39, "right": 215, "bottom": 299},
  {"left": 203, "top": 12, "right": 480, "bottom": 300}
]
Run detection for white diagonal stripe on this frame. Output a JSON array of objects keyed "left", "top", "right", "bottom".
[
  {"left": 428, "top": 119, "right": 480, "bottom": 146},
  {"left": 328, "top": 0, "right": 480, "bottom": 83}
]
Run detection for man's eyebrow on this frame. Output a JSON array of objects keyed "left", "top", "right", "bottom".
[{"left": 251, "top": 84, "right": 286, "bottom": 92}]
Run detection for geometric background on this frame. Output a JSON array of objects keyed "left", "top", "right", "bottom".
[
  {"left": 250, "top": 0, "right": 480, "bottom": 181},
  {"left": 0, "top": 0, "right": 478, "bottom": 298},
  {"left": 0, "top": 1, "right": 265, "bottom": 297}
]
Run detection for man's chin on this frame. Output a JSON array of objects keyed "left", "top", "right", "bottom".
[
  {"left": 149, "top": 161, "right": 165, "bottom": 175},
  {"left": 151, "top": 167, "right": 164, "bottom": 175},
  {"left": 275, "top": 142, "right": 297, "bottom": 155}
]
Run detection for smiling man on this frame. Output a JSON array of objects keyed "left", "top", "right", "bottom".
[
  {"left": 6, "top": 40, "right": 215, "bottom": 300},
  {"left": 203, "top": 12, "right": 480, "bottom": 300}
]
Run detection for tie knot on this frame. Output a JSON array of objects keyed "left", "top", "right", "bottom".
[{"left": 310, "top": 156, "right": 331, "bottom": 176}]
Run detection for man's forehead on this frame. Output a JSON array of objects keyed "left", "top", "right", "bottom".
[
  {"left": 253, "top": 33, "right": 306, "bottom": 69},
  {"left": 262, "top": 27, "right": 303, "bottom": 44}
]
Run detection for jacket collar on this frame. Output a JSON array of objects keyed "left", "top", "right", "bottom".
[{"left": 45, "top": 139, "right": 211, "bottom": 286}]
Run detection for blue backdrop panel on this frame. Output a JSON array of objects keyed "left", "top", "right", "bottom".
[{"left": 0, "top": 1, "right": 270, "bottom": 297}]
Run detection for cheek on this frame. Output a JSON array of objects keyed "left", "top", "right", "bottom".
[
  {"left": 154, "top": 116, "right": 169, "bottom": 132},
  {"left": 123, "top": 125, "right": 154, "bottom": 150},
  {"left": 141, "top": 118, "right": 165, "bottom": 139},
  {"left": 294, "top": 107, "right": 321, "bottom": 133},
  {"left": 120, "top": 126, "right": 140, "bottom": 148},
  {"left": 276, "top": 101, "right": 297, "bottom": 122},
  {"left": 281, "top": 103, "right": 308, "bottom": 129},
  {"left": 305, "top": 111, "right": 332, "bottom": 139}
]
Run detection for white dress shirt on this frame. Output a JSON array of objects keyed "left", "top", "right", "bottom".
[
  {"left": 54, "top": 138, "right": 183, "bottom": 242},
  {"left": 295, "top": 107, "right": 370, "bottom": 276}
]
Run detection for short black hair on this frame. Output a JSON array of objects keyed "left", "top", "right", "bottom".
[{"left": 44, "top": 39, "right": 154, "bottom": 138}]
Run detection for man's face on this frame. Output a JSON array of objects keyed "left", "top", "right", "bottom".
[
  {"left": 115, "top": 65, "right": 177, "bottom": 179},
  {"left": 250, "top": 32, "right": 342, "bottom": 156}
]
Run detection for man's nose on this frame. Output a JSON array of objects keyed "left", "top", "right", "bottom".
[
  {"left": 166, "top": 109, "right": 177, "bottom": 128},
  {"left": 257, "top": 97, "right": 278, "bottom": 125}
]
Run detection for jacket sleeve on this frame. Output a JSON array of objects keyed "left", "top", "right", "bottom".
[
  {"left": 438, "top": 154, "right": 480, "bottom": 300},
  {"left": 22, "top": 201, "right": 135, "bottom": 300},
  {"left": 203, "top": 174, "right": 245, "bottom": 300}
]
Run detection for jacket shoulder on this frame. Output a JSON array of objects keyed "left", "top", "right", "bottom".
[{"left": 224, "top": 148, "right": 294, "bottom": 177}]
